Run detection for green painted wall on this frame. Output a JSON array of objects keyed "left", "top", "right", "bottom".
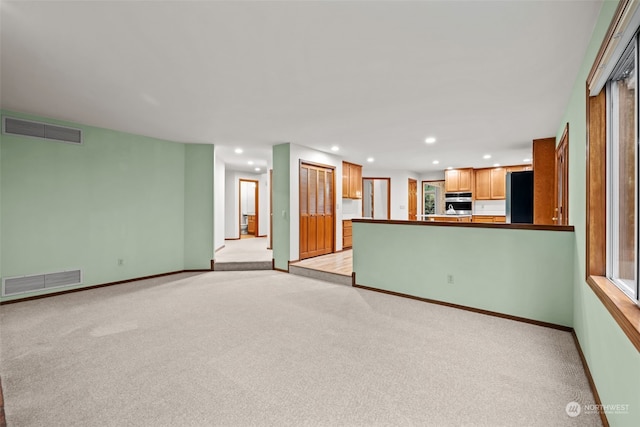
[
  {"left": 184, "top": 144, "right": 214, "bottom": 269},
  {"left": 0, "top": 110, "right": 215, "bottom": 301},
  {"left": 272, "top": 143, "right": 290, "bottom": 270},
  {"left": 556, "top": 1, "right": 640, "bottom": 425},
  {"left": 353, "top": 223, "right": 575, "bottom": 326}
]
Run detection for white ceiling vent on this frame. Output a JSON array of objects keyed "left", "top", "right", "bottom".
[
  {"left": 2, "top": 269, "right": 82, "bottom": 296},
  {"left": 2, "top": 116, "right": 83, "bottom": 145}
]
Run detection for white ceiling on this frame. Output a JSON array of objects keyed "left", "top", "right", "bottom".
[{"left": 1, "top": 0, "right": 602, "bottom": 174}]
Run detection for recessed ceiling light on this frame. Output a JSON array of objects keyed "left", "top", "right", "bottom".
[
  {"left": 254, "top": 167, "right": 261, "bottom": 172},
  {"left": 523, "top": 158, "right": 531, "bottom": 162},
  {"left": 331, "top": 146, "right": 340, "bottom": 152},
  {"left": 493, "top": 163, "right": 500, "bottom": 167},
  {"left": 425, "top": 137, "right": 436, "bottom": 144},
  {"left": 447, "top": 166, "right": 453, "bottom": 170},
  {"left": 483, "top": 154, "right": 491, "bottom": 159},
  {"left": 234, "top": 148, "right": 243, "bottom": 154},
  {"left": 248, "top": 160, "right": 254, "bottom": 165},
  {"left": 367, "top": 157, "right": 375, "bottom": 163},
  {"left": 432, "top": 160, "right": 439, "bottom": 164}
]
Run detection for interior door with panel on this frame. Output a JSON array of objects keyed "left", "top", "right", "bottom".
[
  {"left": 300, "top": 163, "right": 335, "bottom": 260},
  {"left": 408, "top": 179, "right": 417, "bottom": 220}
]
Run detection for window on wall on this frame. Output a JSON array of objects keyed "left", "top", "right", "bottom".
[{"left": 607, "top": 34, "right": 639, "bottom": 302}]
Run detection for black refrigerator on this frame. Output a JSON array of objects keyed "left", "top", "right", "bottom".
[{"left": 506, "top": 171, "right": 533, "bottom": 224}]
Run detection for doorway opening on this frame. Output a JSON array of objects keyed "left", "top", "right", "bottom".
[
  {"left": 422, "top": 180, "right": 445, "bottom": 218},
  {"left": 362, "top": 178, "right": 391, "bottom": 219},
  {"left": 239, "top": 179, "right": 259, "bottom": 239}
]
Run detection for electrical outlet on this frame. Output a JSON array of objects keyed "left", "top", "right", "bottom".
[
  {"left": 447, "top": 274, "right": 454, "bottom": 284},
  {"left": 118, "top": 258, "right": 124, "bottom": 266}
]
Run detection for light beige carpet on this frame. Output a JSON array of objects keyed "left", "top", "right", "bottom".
[{"left": 0, "top": 271, "right": 600, "bottom": 426}]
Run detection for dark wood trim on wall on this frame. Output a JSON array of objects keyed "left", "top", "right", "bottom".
[
  {"left": 0, "top": 375, "right": 5, "bottom": 427},
  {"left": 571, "top": 331, "right": 609, "bottom": 427},
  {"left": 0, "top": 269, "right": 214, "bottom": 305},
  {"left": 586, "top": 88, "right": 607, "bottom": 278},
  {"left": 351, "top": 218, "right": 574, "bottom": 232},
  {"left": 352, "top": 283, "right": 572, "bottom": 332}
]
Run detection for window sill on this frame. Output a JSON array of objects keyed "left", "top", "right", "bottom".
[{"left": 587, "top": 275, "right": 640, "bottom": 352}]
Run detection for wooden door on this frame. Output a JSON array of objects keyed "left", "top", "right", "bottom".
[
  {"left": 408, "top": 179, "right": 417, "bottom": 220},
  {"left": 300, "top": 163, "right": 335, "bottom": 260},
  {"left": 555, "top": 124, "right": 569, "bottom": 225}
]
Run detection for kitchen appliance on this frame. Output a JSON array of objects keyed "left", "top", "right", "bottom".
[
  {"left": 444, "top": 192, "right": 472, "bottom": 215},
  {"left": 506, "top": 171, "right": 533, "bottom": 223}
]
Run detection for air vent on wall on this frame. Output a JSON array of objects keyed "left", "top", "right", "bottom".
[
  {"left": 2, "top": 116, "right": 83, "bottom": 145},
  {"left": 2, "top": 269, "right": 82, "bottom": 296}
]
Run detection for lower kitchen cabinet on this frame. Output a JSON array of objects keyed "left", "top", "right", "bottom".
[
  {"left": 247, "top": 215, "right": 256, "bottom": 234},
  {"left": 472, "top": 215, "right": 506, "bottom": 223},
  {"left": 343, "top": 220, "right": 352, "bottom": 248},
  {"left": 427, "top": 215, "right": 471, "bottom": 222}
]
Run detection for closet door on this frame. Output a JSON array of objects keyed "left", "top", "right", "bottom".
[{"left": 300, "top": 163, "right": 334, "bottom": 259}]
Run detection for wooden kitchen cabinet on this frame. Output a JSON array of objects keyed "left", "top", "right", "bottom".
[
  {"left": 474, "top": 169, "right": 491, "bottom": 199},
  {"left": 507, "top": 164, "right": 532, "bottom": 173},
  {"left": 428, "top": 215, "right": 472, "bottom": 222},
  {"left": 343, "top": 220, "right": 352, "bottom": 248},
  {"left": 247, "top": 215, "right": 256, "bottom": 234},
  {"left": 342, "top": 162, "right": 362, "bottom": 199},
  {"left": 490, "top": 168, "right": 506, "bottom": 199},
  {"left": 445, "top": 168, "right": 473, "bottom": 192},
  {"left": 474, "top": 167, "right": 506, "bottom": 200},
  {"left": 472, "top": 215, "right": 507, "bottom": 223}
]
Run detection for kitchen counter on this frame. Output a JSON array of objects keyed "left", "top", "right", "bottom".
[{"left": 422, "top": 214, "right": 472, "bottom": 222}]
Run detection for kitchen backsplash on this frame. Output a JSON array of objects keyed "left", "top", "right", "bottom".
[
  {"left": 342, "top": 198, "right": 362, "bottom": 219},
  {"left": 473, "top": 199, "right": 506, "bottom": 215}
]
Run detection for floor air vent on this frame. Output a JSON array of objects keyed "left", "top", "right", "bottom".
[
  {"left": 3, "top": 116, "right": 83, "bottom": 145},
  {"left": 2, "top": 269, "right": 82, "bottom": 296}
]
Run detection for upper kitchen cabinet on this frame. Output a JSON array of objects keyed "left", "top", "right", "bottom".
[
  {"left": 342, "top": 161, "right": 362, "bottom": 199},
  {"left": 445, "top": 168, "right": 473, "bottom": 192},
  {"left": 507, "top": 165, "right": 533, "bottom": 173},
  {"left": 475, "top": 167, "right": 506, "bottom": 200}
]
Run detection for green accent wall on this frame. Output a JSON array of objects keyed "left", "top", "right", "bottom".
[
  {"left": 556, "top": 1, "right": 640, "bottom": 425},
  {"left": 353, "top": 223, "right": 575, "bottom": 326},
  {"left": 272, "top": 143, "right": 290, "bottom": 270},
  {"left": 184, "top": 144, "right": 214, "bottom": 269},
  {"left": 0, "top": 110, "right": 214, "bottom": 301}
]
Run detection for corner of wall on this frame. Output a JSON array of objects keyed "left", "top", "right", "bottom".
[
  {"left": 272, "top": 143, "right": 291, "bottom": 270},
  {"left": 184, "top": 144, "right": 215, "bottom": 269}
]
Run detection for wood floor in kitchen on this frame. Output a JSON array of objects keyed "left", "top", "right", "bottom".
[{"left": 291, "top": 250, "right": 353, "bottom": 276}]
